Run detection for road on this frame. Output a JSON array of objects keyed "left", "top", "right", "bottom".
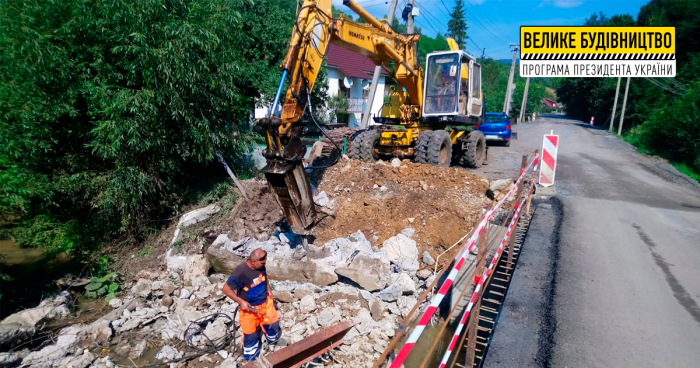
[{"left": 479, "top": 115, "right": 700, "bottom": 367}]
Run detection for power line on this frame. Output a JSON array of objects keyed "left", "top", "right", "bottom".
[
  {"left": 644, "top": 77, "right": 683, "bottom": 95},
  {"left": 438, "top": 0, "right": 511, "bottom": 46},
  {"left": 415, "top": 13, "right": 444, "bottom": 36},
  {"left": 439, "top": 0, "right": 451, "bottom": 13},
  {"left": 417, "top": 4, "right": 448, "bottom": 35},
  {"left": 469, "top": 38, "right": 481, "bottom": 51},
  {"left": 463, "top": 0, "right": 512, "bottom": 43}
]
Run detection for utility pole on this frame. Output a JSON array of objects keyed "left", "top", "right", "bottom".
[
  {"left": 407, "top": 0, "right": 416, "bottom": 34},
  {"left": 518, "top": 76, "right": 530, "bottom": 123},
  {"left": 618, "top": 77, "right": 631, "bottom": 136},
  {"left": 481, "top": 48, "right": 485, "bottom": 60},
  {"left": 609, "top": 77, "right": 621, "bottom": 133},
  {"left": 360, "top": 0, "right": 398, "bottom": 128},
  {"left": 503, "top": 44, "right": 519, "bottom": 115}
]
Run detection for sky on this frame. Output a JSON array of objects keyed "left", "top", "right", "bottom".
[{"left": 332, "top": 0, "right": 649, "bottom": 60}]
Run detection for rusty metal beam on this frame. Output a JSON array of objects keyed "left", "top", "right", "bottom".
[{"left": 241, "top": 321, "right": 354, "bottom": 368}]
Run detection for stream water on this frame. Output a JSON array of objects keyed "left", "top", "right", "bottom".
[
  {"left": 0, "top": 238, "right": 46, "bottom": 265},
  {"left": 0, "top": 238, "right": 76, "bottom": 319}
]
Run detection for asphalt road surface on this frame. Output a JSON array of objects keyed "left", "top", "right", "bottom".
[{"left": 480, "top": 115, "right": 700, "bottom": 367}]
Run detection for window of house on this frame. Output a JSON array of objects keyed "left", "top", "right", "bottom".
[{"left": 339, "top": 84, "right": 350, "bottom": 98}]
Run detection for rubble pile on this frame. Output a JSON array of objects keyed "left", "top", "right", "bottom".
[
  {"left": 0, "top": 157, "right": 516, "bottom": 368},
  {"left": 319, "top": 127, "right": 360, "bottom": 156},
  {"left": 1, "top": 228, "right": 437, "bottom": 368}
]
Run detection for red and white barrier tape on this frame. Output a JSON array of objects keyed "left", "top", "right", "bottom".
[
  {"left": 436, "top": 193, "right": 529, "bottom": 368},
  {"left": 389, "top": 152, "right": 539, "bottom": 368}
]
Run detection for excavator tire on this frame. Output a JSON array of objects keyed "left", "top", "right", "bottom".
[
  {"left": 462, "top": 130, "right": 486, "bottom": 168},
  {"left": 348, "top": 137, "right": 359, "bottom": 159},
  {"left": 414, "top": 130, "right": 433, "bottom": 164},
  {"left": 357, "top": 130, "right": 380, "bottom": 163},
  {"left": 426, "top": 130, "right": 452, "bottom": 166}
]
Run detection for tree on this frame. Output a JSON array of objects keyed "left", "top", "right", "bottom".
[
  {"left": 510, "top": 81, "right": 546, "bottom": 118},
  {"left": 418, "top": 34, "right": 450, "bottom": 67},
  {"left": 447, "top": 0, "right": 468, "bottom": 49},
  {"left": 583, "top": 11, "right": 609, "bottom": 26},
  {"left": 0, "top": 0, "right": 295, "bottom": 254}
]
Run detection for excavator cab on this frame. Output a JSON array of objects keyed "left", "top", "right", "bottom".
[{"left": 422, "top": 50, "right": 483, "bottom": 124}]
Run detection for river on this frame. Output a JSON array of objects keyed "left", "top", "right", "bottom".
[{"left": 0, "top": 237, "right": 76, "bottom": 319}]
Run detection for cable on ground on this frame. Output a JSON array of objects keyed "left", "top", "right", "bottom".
[{"left": 137, "top": 308, "right": 240, "bottom": 368}]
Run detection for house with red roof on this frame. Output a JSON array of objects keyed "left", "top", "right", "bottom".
[
  {"left": 325, "top": 44, "right": 389, "bottom": 127},
  {"left": 254, "top": 44, "right": 389, "bottom": 126}
]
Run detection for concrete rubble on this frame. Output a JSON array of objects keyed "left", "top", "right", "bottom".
[
  {"left": 0, "top": 154, "right": 507, "bottom": 368},
  {"left": 3, "top": 224, "right": 438, "bottom": 368}
]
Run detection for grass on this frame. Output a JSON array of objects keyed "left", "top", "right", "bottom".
[
  {"left": 672, "top": 163, "right": 700, "bottom": 183},
  {"left": 622, "top": 133, "right": 700, "bottom": 184},
  {"left": 136, "top": 246, "right": 152, "bottom": 258}
]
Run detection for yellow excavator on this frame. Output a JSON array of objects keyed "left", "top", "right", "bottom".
[{"left": 257, "top": 0, "right": 486, "bottom": 233}]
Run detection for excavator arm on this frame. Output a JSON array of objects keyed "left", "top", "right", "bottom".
[{"left": 258, "top": 0, "right": 423, "bottom": 233}]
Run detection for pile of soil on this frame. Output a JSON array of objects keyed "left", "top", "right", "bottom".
[
  {"left": 149, "top": 159, "right": 490, "bottom": 269},
  {"left": 217, "top": 180, "right": 285, "bottom": 241},
  {"left": 311, "top": 158, "right": 489, "bottom": 256}
]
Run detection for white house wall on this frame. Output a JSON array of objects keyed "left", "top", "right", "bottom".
[
  {"left": 327, "top": 69, "right": 341, "bottom": 97},
  {"left": 369, "top": 77, "right": 385, "bottom": 126},
  {"left": 254, "top": 67, "right": 386, "bottom": 126}
]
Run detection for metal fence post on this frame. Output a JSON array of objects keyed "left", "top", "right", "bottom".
[
  {"left": 465, "top": 222, "right": 488, "bottom": 367},
  {"left": 507, "top": 156, "right": 528, "bottom": 270},
  {"left": 526, "top": 151, "right": 538, "bottom": 214}
]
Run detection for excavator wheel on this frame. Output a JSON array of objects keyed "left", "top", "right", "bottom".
[
  {"left": 348, "top": 137, "right": 359, "bottom": 159},
  {"left": 414, "top": 130, "right": 433, "bottom": 164},
  {"left": 356, "top": 130, "right": 380, "bottom": 163},
  {"left": 426, "top": 130, "right": 452, "bottom": 167},
  {"left": 462, "top": 130, "right": 486, "bottom": 168}
]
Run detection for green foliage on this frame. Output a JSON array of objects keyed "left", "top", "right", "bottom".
[
  {"left": 447, "top": 0, "right": 468, "bottom": 50},
  {"left": 481, "top": 59, "right": 509, "bottom": 113},
  {"left": 85, "top": 272, "right": 120, "bottom": 301},
  {"left": 198, "top": 181, "right": 238, "bottom": 211},
  {"left": 0, "top": 0, "right": 295, "bottom": 255},
  {"left": 304, "top": 60, "right": 330, "bottom": 123},
  {"left": 510, "top": 81, "right": 547, "bottom": 119},
  {"left": 583, "top": 11, "right": 609, "bottom": 26},
  {"left": 418, "top": 34, "right": 450, "bottom": 67},
  {"left": 328, "top": 95, "right": 350, "bottom": 124},
  {"left": 332, "top": 5, "right": 354, "bottom": 21},
  {"left": 671, "top": 163, "right": 700, "bottom": 183},
  {"left": 625, "top": 81, "right": 700, "bottom": 172},
  {"left": 136, "top": 246, "right": 152, "bottom": 258}
]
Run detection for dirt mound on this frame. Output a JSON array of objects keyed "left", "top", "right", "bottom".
[
  {"left": 203, "top": 159, "right": 489, "bottom": 263},
  {"left": 217, "top": 180, "right": 285, "bottom": 241},
  {"left": 311, "top": 158, "right": 489, "bottom": 256}
]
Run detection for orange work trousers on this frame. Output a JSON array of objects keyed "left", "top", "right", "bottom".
[{"left": 240, "top": 297, "right": 281, "bottom": 360}]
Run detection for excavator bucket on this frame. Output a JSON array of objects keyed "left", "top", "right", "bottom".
[{"left": 262, "top": 160, "right": 317, "bottom": 234}]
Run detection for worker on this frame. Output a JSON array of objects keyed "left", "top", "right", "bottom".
[
  {"left": 222, "top": 248, "right": 282, "bottom": 361},
  {"left": 438, "top": 69, "right": 457, "bottom": 111}
]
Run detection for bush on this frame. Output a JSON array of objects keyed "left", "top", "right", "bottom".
[
  {"left": 0, "top": 0, "right": 294, "bottom": 255},
  {"left": 626, "top": 81, "right": 700, "bottom": 173}
]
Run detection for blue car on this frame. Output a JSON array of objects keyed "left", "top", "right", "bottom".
[{"left": 476, "top": 112, "right": 512, "bottom": 147}]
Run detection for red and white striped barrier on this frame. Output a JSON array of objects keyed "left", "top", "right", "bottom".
[
  {"left": 538, "top": 133, "right": 558, "bottom": 187},
  {"left": 390, "top": 152, "right": 539, "bottom": 368},
  {"left": 436, "top": 193, "right": 529, "bottom": 368}
]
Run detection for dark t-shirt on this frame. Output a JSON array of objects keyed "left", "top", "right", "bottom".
[{"left": 226, "top": 262, "right": 268, "bottom": 306}]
